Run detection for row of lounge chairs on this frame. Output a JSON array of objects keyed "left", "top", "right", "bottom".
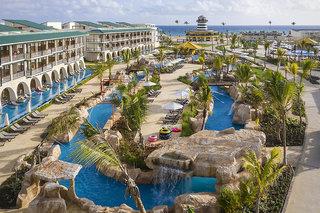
[
  {"left": 54, "top": 87, "right": 82, "bottom": 104},
  {"left": 147, "top": 89, "right": 161, "bottom": 103},
  {"left": 0, "top": 111, "right": 47, "bottom": 146},
  {"left": 162, "top": 109, "right": 183, "bottom": 125}
]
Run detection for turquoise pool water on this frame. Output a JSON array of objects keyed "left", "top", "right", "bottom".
[
  {"left": 205, "top": 86, "right": 244, "bottom": 131},
  {"left": 0, "top": 70, "right": 92, "bottom": 128},
  {"left": 59, "top": 103, "right": 216, "bottom": 210}
]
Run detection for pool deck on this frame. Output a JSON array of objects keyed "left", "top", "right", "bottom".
[
  {"left": 141, "top": 63, "right": 201, "bottom": 139},
  {"left": 0, "top": 62, "right": 128, "bottom": 185}
]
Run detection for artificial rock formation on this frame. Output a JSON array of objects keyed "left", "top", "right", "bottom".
[
  {"left": 174, "top": 192, "right": 218, "bottom": 213},
  {"left": 232, "top": 103, "right": 252, "bottom": 125},
  {"left": 146, "top": 129, "right": 266, "bottom": 189}
]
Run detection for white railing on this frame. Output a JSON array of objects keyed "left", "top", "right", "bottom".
[
  {"left": 13, "top": 71, "right": 25, "bottom": 80},
  {"left": 2, "top": 75, "right": 11, "bottom": 83}
]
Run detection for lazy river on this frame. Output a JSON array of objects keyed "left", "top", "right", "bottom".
[
  {"left": 205, "top": 86, "right": 244, "bottom": 130},
  {"left": 59, "top": 103, "right": 216, "bottom": 210}
]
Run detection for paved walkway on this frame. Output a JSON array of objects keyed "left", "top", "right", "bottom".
[
  {"left": 0, "top": 63, "right": 127, "bottom": 184},
  {"left": 141, "top": 63, "right": 201, "bottom": 139}
]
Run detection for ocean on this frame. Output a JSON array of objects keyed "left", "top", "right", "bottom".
[{"left": 157, "top": 25, "right": 320, "bottom": 36}]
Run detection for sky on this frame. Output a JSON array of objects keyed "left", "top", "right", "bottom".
[{"left": 1, "top": 0, "right": 320, "bottom": 25}]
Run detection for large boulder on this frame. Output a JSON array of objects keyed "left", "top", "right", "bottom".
[
  {"left": 27, "top": 182, "right": 67, "bottom": 213},
  {"left": 174, "top": 192, "right": 218, "bottom": 213},
  {"left": 227, "top": 85, "right": 239, "bottom": 100},
  {"left": 233, "top": 104, "right": 252, "bottom": 125}
]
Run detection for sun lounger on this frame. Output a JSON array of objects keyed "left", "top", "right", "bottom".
[
  {"left": 34, "top": 110, "right": 48, "bottom": 117},
  {"left": 31, "top": 112, "right": 45, "bottom": 119},
  {"left": 2, "top": 131, "right": 19, "bottom": 137},
  {"left": 22, "top": 118, "right": 37, "bottom": 125},
  {"left": 26, "top": 116, "right": 40, "bottom": 122},
  {"left": 9, "top": 125, "right": 26, "bottom": 133},
  {"left": 0, "top": 133, "right": 15, "bottom": 140},
  {"left": 14, "top": 123, "right": 30, "bottom": 130}
]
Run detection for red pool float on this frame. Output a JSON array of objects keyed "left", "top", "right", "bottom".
[
  {"left": 171, "top": 127, "right": 181, "bottom": 132},
  {"left": 148, "top": 135, "right": 158, "bottom": 142}
]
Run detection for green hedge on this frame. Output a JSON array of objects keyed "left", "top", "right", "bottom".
[
  {"left": 180, "top": 103, "right": 198, "bottom": 137},
  {"left": 260, "top": 166, "right": 294, "bottom": 213}
]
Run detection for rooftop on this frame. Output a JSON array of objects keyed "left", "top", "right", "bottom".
[
  {"left": 292, "top": 28, "right": 320, "bottom": 32},
  {"left": 0, "top": 24, "right": 20, "bottom": 32},
  {"left": 0, "top": 30, "right": 87, "bottom": 46},
  {"left": 89, "top": 27, "right": 151, "bottom": 34},
  {"left": 98, "top": 21, "right": 123, "bottom": 28},
  {"left": 75, "top": 21, "right": 103, "bottom": 28},
  {"left": 3, "top": 19, "right": 53, "bottom": 31}
]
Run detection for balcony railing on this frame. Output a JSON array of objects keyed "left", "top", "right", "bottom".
[
  {"left": 0, "top": 56, "right": 10, "bottom": 64},
  {"left": 12, "top": 53, "right": 25, "bottom": 61},
  {"left": 56, "top": 59, "right": 64, "bottom": 66},
  {"left": 56, "top": 46, "right": 64, "bottom": 52},
  {"left": 1, "top": 75, "right": 11, "bottom": 84},
  {"left": 13, "top": 71, "right": 25, "bottom": 80}
]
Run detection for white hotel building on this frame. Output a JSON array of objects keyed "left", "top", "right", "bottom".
[
  {"left": 0, "top": 21, "right": 86, "bottom": 105},
  {"left": 0, "top": 20, "right": 159, "bottom": 105}
]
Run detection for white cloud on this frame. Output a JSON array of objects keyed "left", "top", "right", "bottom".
[{"left": 1, "top": 0, "right": 320, "bottom": 24}]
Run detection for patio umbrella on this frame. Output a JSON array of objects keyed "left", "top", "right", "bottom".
[
  {"left": 27, "top": 101, "right": 32, "bottom": 113},
  {"left": 163, "top": 102, "right": 183, "bottom": 111},
  {"left": 4, "top": 113, "right": 10, "bottom": 126},
  {"left": 143, "top": 81, "right": 157, "bottom": 87},
  {"left": 176, "top": 90, "right": 189, "bottom": 99}
]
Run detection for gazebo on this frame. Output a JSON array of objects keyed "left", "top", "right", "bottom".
[{"left": 177, "top": 42, "right": 203, "bottom": 51}]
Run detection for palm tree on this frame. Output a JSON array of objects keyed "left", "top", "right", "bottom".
[
  {"left": 225, "top": 55, "right": 236, "bottom": 74},
  {"left": 196, "top": 80, "right": 213, "bottom": 130},
  {"left": 285, "top": 62, "right": 299, "bottom": 82},
  {"left": 198, "top": 56, "right": 205, "bottom": 71},
  {"left": 175, "top": 20, "right": 179, "bottom": 24},
  {"left": 243, "top": 148, "right": 284, "bottom": 213},
  {"left": 105, "top": 58, "right": 116, "bottom": 81},
  {"left": 265, "top": 72, "right": 295, "bottom": 165},
  {"left": 252, "top": 41, "right": 259, "bottom": 62},
  {"left": 213, "top": 56, "right": 224, "bottom": 80},
  {"left": 263, "top": 40, "right": 271, "bottom": 67},
  {"left": 268, "top": 20, "right": 272, "bottom": 27},
  {"left": 132, "top": 49, "right": 141, "bottom": 63},
  {"left": 291, "top": 21, "right": 296, "bottom": 27},
  {"left": 122, "top": 49, "right": 132, "bottom": 70},
  {"left": 70, "top": 133, "right": 146, "bottom": 213},
  {"left": 235, "top": 64, "right": 253, "bottom": 88},
  {"left": 95, "top": 63, "right": 108, "bottom": 93},
  {"left": 276, "top": 48, "right": 286, "bottom": 71},
  {"left": 144, "top": 67, "right": 150, "bottom": 82},
  {"left": 230, "top": 34, "right": 238, "bottom": 50},
  {"left": 156, "top": 48, "right": 166, "bottom": 68}
]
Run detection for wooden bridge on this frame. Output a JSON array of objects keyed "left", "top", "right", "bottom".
[{"left": 208, "top": 81, "right": 236, "bottom": 86}]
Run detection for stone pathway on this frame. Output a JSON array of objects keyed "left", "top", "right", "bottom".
[
  {"left": 141, "top": 63, "right": 201, "bottom": 139},
  {"left": 0, "top": 63, "right": 127, "bottom": 184}
]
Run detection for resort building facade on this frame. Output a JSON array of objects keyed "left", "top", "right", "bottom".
[
  {"left": 290, "top": 29, "right": 320, "bottom": 41},
  {"left": 0, "top": 30, "right": 86, "bottom": 105},
  {"left": 85, "top": 25, "right": 159, "bottom": 62},
  {"left": 186, "top": 16, "right": 218, "bottom": 42},
  {"left": 240, "top": 31, "right": 285, "bottom": 42}
]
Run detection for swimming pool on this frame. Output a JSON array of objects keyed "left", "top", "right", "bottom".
[
  {"left": 205, "top": 86, "right": 244, "bottom": 131},
  {"left": 0, "top": 70, "right": 92, "bottom": 128},
  {"left": 59, "top": 103, "right": 216, "bottom": 210}
]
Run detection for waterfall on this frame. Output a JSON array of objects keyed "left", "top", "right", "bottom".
[
  {"left": 152, "top": 166, "right": 192, "bottom": 204},
  {"left": 228, "top": 102, "right": 235, "bottom": 116}
]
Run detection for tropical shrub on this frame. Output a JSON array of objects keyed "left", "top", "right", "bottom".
[
  {"left": 259, "top": 167, "right": 294, "bottom": 213},
  {"left": 260, "top": 108, "right": 306, "bottom": 147},
  {"left": 118, "top": 141, "right": 147, "bottom": 170},
  {"left": 0, "top": 166, "right": 29, "bottom": 208},
  {"left": 178, "top": 75, "right": 192, "bottom": 85}
]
